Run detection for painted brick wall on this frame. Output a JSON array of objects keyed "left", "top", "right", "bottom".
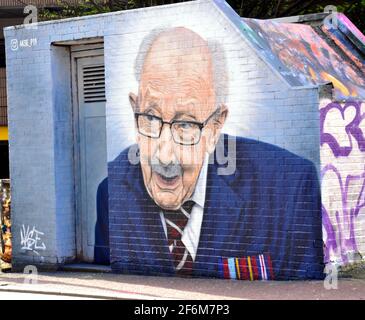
[
  {"left": 4, "top": 10, "right": 106, "bottom": 269},
  {"left": 102, "top": 0, "right": 322, "bottom": 280},
  {"left": 4, "top": 0, "right": 329, "bottom": 279},
  {"left": 104, "top": 3, "right": 320, "bottom": 169},
  {"left": 320, "top": 94, "right": 365, "bottom": 267}
]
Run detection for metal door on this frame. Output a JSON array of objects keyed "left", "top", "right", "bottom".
[{"left": 72, "top": 46, "right": 107, "bottom": 262}]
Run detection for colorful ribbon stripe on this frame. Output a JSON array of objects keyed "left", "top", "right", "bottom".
[{"left": 219, "top": 253, "right": 274, "bottom": 280}]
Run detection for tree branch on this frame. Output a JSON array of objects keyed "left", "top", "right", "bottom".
[{"left": 279, "top": 0, "right": 316, "bottom": 17}]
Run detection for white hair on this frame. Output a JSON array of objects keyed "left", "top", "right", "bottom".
[{"left": 133, "top": 27, "right": 229, "bottom": 109}]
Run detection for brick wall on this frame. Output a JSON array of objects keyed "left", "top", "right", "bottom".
[
  {"left": 103, "top": 0, "right": 322, "bottom": 280},
  {"left": 4, "top": 0, "right": 110, "bottom": 268},
  {"left": 320, "top": 96, "right": 365, "bottom": 267},
  {"left": 5, "top": 0, "right": 360, "bottom": 279}
]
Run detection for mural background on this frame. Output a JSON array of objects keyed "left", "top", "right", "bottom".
[{"left": 103, "top": 7, "right": 320, "bottom": 170}]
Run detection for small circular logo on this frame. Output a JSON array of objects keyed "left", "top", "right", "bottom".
[{"left": 10, "top": 39, "right": 18, "bottom": 51}]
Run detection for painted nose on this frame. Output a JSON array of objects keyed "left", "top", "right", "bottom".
[{"left": 157, "top": 123, "right": 175, "bottom": 166}]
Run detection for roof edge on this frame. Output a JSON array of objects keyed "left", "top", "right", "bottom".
[
  {"left": 270, "top": 12, "right": 328, "bottom": 25},
  {"left": 336, "top": 13, "right": 365, "bottom": 57},
  {"left": 212, "top": 0, "right": 306, "bottom": 88},
  {"left": 270, "top": 12, "right": 365, "bottom": 57}
]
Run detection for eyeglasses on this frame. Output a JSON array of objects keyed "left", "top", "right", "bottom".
[{"left": 134, "top": 108, "right": 220, "bottom": 146}]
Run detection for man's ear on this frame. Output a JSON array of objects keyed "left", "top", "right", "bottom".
[
  {"left": 129, "top": 92, "right": 140, "bottom": 143},
  {"left": 215, "top": 104, "right": 228, "bottom": 130},
  {"left": 129, "top": 92, "right": 138, "bottom": 112},
  {"left": 206, "top": 104, "right": 228, "bottom": 154}
]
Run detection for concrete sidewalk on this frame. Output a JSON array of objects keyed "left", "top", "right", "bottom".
[{"left": 0, "top": 271, "right": 364, "bottom": 300}]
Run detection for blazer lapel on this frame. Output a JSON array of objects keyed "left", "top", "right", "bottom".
[{"left": 193, "top": 153, "right": 245, "bottom": 277}]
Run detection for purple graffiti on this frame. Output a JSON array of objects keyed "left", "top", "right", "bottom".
[
  {"left": 321, "top": 164, "right": 365, "bottom": 264},
  {"left": 321, "top": 100, "right": 365, "bottom": 264},
  {"left": 320, "top": 101, "right": 365, "bottom": 157}
]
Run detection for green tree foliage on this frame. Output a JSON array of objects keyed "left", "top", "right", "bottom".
[{"left": 40, "top": 0, "right": 365, "bottom": 34}]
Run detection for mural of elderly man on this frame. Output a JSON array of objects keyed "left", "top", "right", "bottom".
[{"left": 95, "top": 27, "right": 324, "bottom": 280}]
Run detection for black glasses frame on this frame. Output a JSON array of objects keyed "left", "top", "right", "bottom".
[{"left": 134, "top": 108, "right": 220, "bottom": 146}]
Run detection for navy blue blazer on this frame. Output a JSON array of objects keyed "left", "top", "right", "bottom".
[{"left": 95, "top": 134, "right": 324, "bottom": 280}]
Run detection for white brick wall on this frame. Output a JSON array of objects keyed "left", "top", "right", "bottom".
[
  {"left": 4, "top": 0, "right": 325, "bottom": 273},
  {"left": 320, "top": 95, "right": 365, "bottom": 266}
]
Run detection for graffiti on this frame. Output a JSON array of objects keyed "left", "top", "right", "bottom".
[
  {"left": 321, "top": 100, "right": 365, "bottom": 264},
  {"left": 322, "top": 13, "right": 365, "bottom": 72},
  {"left": 321, "top": 165, "right": 365, "bottom": 262},
  {"left": 242, "top": 18, "right": 365, "bottom": 100},
  {"left": 320, "top": 101, "right": 365, "bottom": 157},
  {"left": 20, "top": 225, "right": 46, "bottom": 255}
]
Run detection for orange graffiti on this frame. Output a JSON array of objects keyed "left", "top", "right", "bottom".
[{"left": 321, "top": 72, "right": 351, "bottom": 97}]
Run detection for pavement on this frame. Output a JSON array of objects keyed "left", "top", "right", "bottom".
[
  {"left": 0, "top": 271, "right": 365, "bottom": 300},
  {"left": 0, "top": 291, "right": 99, "bottom": 300}
]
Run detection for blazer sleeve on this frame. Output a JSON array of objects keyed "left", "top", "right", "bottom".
[{"left": 94, "top": 177, "right": 110, "bottom": 265}]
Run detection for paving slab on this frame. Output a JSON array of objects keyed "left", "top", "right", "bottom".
[{"left": 0, "top": 272, "right": 364, "bottom": 300}]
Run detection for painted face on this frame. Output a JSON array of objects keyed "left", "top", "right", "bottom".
[{"left": 129, "top": 27, "right": 227, "bottom": 210}]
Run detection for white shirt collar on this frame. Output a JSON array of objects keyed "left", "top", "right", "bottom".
[{"left": 188, "top": 152, "right": 209, "bottom": 208}]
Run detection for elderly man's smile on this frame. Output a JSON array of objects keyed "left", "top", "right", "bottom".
[{"left": 154, "top": 172, "right": 181, "bottom": 189}]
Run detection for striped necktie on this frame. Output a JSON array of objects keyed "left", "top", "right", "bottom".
[{"left": 163, "top": 200, "right": 195, "bottom": 276}]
